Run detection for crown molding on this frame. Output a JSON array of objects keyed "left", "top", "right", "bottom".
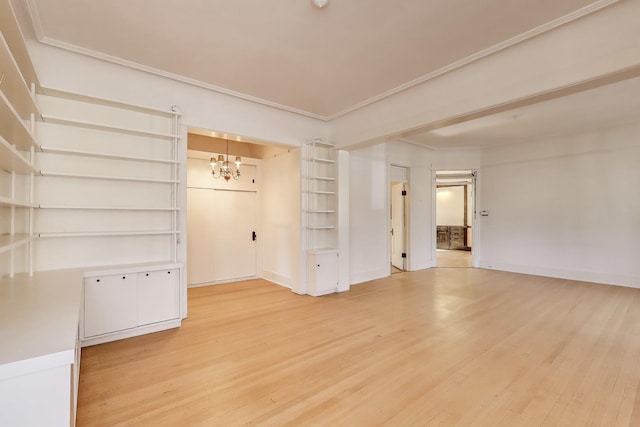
[
  {"left": 37, "top": 36, "right": 329, "bottom": 121},
  {"left": 397, "top": 138, "right": 482, "bottom": 152},
  {"left": 26, "top": 0, "right": 619, "bottom": 122},
  {"left": 325, "top": 0, "right": 620, "bottom": 121},
  {"left": 24, "top": 0, "right": 327, "bottom": 121}
]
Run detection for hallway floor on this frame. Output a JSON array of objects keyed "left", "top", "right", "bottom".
[{"left": 437, "top": 249, "right": 472, "bottom": 267}]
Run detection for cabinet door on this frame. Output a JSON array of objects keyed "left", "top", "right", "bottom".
[
  {"left": 449, "top": 226, "right": 466, "bottom": 249},
  {"left": 138, "top": 269, "right": 180, "bottom": 326},
  {"left": 436, "top": 226, "right": 449, "bottom": 249},
  {"left": 307, "top": 252, "right": 338, "bottom": 296},
  {"left": 84, "top": 274, "right": 137, "bottom": 337}
]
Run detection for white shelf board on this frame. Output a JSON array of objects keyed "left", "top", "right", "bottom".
[
  {"left": 38, "top": 230, "right": 180, "bottom": 238},
  {"left": 0, "top": 91, "right": 39, "bottom": 150},
  {"left": 39, "top": 86, "right": 180, "bottom": 117},
  {"left": 309, "top": 190, "right": 336, "bottom": 195},
  {"left": 0, "top": 233, "right": 34, "bottom": 254},
  {"left": 311, "top": 176, "right": 336, "bottom": 181},
  {"left": 306, "top": 226, "right": 336, "bottom": 230},
  {"left": 0, "top": 135, "right": 37, "bottom": 174},
  {"left": 307, "top": 248, "right": 338, "bottom": 255},
  {"left": 0, "top": 196, "right": 36, "bottom": 208},
  {"left": 0, "top": 31, "right": 40, "bottom": 120},
  {"left": 0, "top": 0, "right": 39, "bottom": 89},
  {"left": 40, "top": 146, "right": 179, "bottom": 164},
  {"left": 39, "top": 204, "right": 179, "bottom": 211},
  {"left": 39, "top": 171, "right": 180, "bottom": 184},
  {"left": 41, "top": 114, "right": 180, "bottom": 140},
  {"left": 309, "top": 140, "right": 335, "bottom": 148},
  {"left": 307, "top": 210, "right": 336, "bottom": 213},
  {"left": 304, "top": 157, "right": 335, "bottom": 164}
]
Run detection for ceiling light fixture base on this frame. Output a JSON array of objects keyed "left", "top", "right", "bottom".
[{"left": 312, "top": 0, "right": 328, "bottom": 9}]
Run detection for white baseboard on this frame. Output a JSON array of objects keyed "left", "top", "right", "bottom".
[
  {"left": 187, "top": 275, "right": 258, "bottom": 288},
  {"left": 351, "top": 267, "right": 391, "bottom": 286},
  {"left": 81, "top": 319, "right": 181, "bottom": 347},
  {"left": 261, "top": 271, "right": 293, "bottom": 289},
  {"left": 479, "top": 261, "right": 640, "bottom": 289}
]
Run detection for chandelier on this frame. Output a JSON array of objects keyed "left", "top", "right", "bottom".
[{"left": 210, "top": 139, "right": 241, "bottom": 181}]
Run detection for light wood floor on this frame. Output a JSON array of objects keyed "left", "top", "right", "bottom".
[
  {"left": 437, "top": 249, "right": 472, "bottom": 268},
  {"left": 77, "top": 269, "right": 640, "bottom": 426}
]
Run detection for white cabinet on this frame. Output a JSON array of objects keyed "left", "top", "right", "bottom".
[
  {"left": 82, "top": 263, "right": 181, "bottom": 346},
  {"left": 306, "top": 250, "right": 338, "bottom": 296},
  {"left": 138, "top": 269, "right": 180, "bottom": 326},
  {"left": 0, "top": 270, "right": 83, "bottom": 427},
  {"left": 84, "top": 274, "right": 138, "bottom": 337}
]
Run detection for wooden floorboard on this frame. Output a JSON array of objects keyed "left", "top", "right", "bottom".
[{"left": 77, "top": 268, "right": 640, "bottom": 426}]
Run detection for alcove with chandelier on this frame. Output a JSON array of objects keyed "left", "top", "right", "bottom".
[{"left": 185, "top": 132, "right": 304, "bottom": 291}]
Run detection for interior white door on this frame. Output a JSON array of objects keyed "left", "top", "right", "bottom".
[
  {"left": 187, "top": 188, "right": 257, "bottom": 285},
  {"left": 187, "top": 187, "right": 217, "bottom": 285},
  {"left": 391, "top": 182, "right": 405, "bottom": 270},
  {"left": 210, "top": 190, "right": 257, "bottom": 282}
]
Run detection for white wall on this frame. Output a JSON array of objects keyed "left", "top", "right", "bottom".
[
  {"left": 349, "top": 141, "right": 480, "bottom": 284},
  {"left": 479, "top": 122, "right": 640, "bottom": 287},
  {"left": 437, "top": 186, "right": 465, "bottom": 226},
  {"left": 349, "top": 144, "right": 388, "bottom": 284},
  {"left": 261, "top": 149, "right": 301, "bottom": 290}
]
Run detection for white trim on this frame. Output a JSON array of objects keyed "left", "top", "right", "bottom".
[
  {"left": 25, "top": 0, "right": 619, "bottom": 121},
  {"left": 261, "top": 272, "right": 293, "bottom": 290},
  {"left": 325, "top": 0, "right": 620, "bottom": 121},
  {"left": 478, "top": 262, "right": 640, "bottom": 289},
  {"left": 81, "top": 319, "right": 181, "bottom": 347},
  {"left": 397, "top": 138, "right": 483, "bottom": 152},
  {"left": 187, "top": 275, "right": 259, "bottom": 288},
  {"left": 350, "top": 267, "right": 391, "bottom": 286},
  {"left": 31, "top": 33, "right": 327, "bottom": 121}
]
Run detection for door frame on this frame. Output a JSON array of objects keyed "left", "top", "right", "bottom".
[
  {"left": 388, "top": 164, "right": 410, "bottom": 274},
  {"left": 432, "top": 169, "right": 481, "bottom": 268},
  {"left": 390, "top": 181, "right": 407, "bottom": 271}
]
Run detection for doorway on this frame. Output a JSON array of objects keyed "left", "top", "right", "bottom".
[
  {"left": 185, "top": 137, "right": 260, "bottom": 287},
  {"left": 390, "top": 166, "right": 408, "bottom": 274},
  {"left": 435, "top": 170, "right": 475, "bottom": 268}
]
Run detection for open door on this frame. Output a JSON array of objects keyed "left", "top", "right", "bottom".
[{"left": 390, "top": 182, "right": 406, "bottom": 272}]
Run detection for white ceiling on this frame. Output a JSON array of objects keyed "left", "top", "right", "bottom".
[
  {"left": 26, "top": 0, "right": 603, "bottom": 119},
  {"left": 403, "top": 75, "right": 640, "bottom": 150}
]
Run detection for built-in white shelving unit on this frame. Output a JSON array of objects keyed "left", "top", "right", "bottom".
[
  {"left": 0, "top": 5, "right": 41, "bottom": 277},
  {"left": 0, "top": 2, "right": 84, "bottom": 424},
  {"left": 302, "top": 139, "right": 339, "bottom": 296},
  {"left": 35, "top": 88, "right": 182, "bottom": 266}
]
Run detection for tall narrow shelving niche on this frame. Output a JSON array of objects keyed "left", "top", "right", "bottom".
[
  {"left": 35, "top": 88, "right": 182, "bottom": 270},
  {"left": 302, "top": 139, "right": 339, "bottom": 296}
]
